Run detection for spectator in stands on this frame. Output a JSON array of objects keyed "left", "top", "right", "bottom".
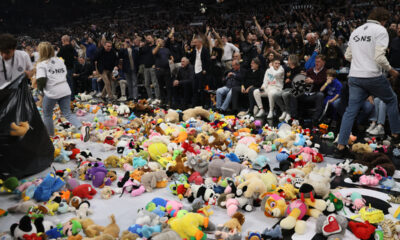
[
  {"left": 274, "top": 54, "right": 302, "bottom": 122},
  {"left": 221, "top": 35, "right": 239, "bottom": 70},
  {"left": 94, "top": 40, "right": 118, "bottom": 102},
  {"left": 304, "top": 33, "right": 320, "bottom": 59},
  {"left": 336, "top": 7, "right": 400, "bottom": 157},
  {"left": 232, "top": 58, "right": 263, "bottom": 115},
  {"left": 120, "top": 38, "right": 139, "bottom": 101},
  {"left": 367, "top": 97, "right": 387, "bottom": 135},
  {"left": 173, "top": 57, "right": 194, "bottom": 109},
  {"left": 253, "top": 58, "right": 284, "bottom": 118},
  {"left": 186, "top": 36, "right": 210, "bottom": 107},
  {"left": 263, "top": 37, "right": 282, "bottom": 60},
  {"left": 111, "top": 64, "right": 128, "bottom": 101},
  {"left": 389, "top": 23, "right": 400, "bottom": 97},
  {"left": 215, "top": 60, "right": 244, "bottom": 113},
  {"left": 288, "top": 33, "right": 305, "bottom": 60},
  {"left": 208, "top": 28, "right": 224, "bottom": 89},
  {"left": 239, "top": 31, "right": 258, "bottom": 69},
  {"left": 73, "top": 56, "right": 92, "bottom": 95},
  {"left": 290, "top": 54, "right": 327, "bottom": 123},
  {"left": 166, "top": 27, "right": 184, "bottom": 78},
  {"left": 57, "top": 35, "right": 77, "bottom": 100},
  {"left": 140, "top": 34, "right": 160, "bottom": 104},
  {"left": 153, "top": 38, "right": 172, "bottom": 106},
  {"left": 320, "top": 69, "right": 342, "bottom": 120},
  {"left": 84, "top": 37, "right": 97, "bottom": 63},
  {"left": 323, "top": 39, "right": 344, "bottom": 70}
]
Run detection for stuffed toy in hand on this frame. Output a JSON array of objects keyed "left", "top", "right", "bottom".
[{"left": 10, "top": 121, "right": 30, "bottom": 137}]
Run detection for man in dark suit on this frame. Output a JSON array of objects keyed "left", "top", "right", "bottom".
[
  {"left": 173, "top": 57, "right": 194, "bottom": 109},
  {"left": 73, "top": 56, "right": 92, "bottom": 94},
  {"left": 120, "top": 38, "right": 139, "bottom": 101},
  {"left": 186, "top": 36, "right": 210, "bottom": 107}
]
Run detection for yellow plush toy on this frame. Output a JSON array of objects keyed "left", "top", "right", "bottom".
[
  {"left": 104, "top": 155, "right": 121, "bottom": 168},
  {"left": 169, "top": 213, "right": 210, "bottom": 240},
  {"left": 238, "top": 172, "right": 268, "bottom": 198},
  {"left": 148, "top": 142, "right": 168, "bottom": 161}
]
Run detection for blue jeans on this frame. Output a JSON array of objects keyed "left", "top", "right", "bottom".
[
  {"left": 370, "top": 98, "right": 387, "bottom": 125},
  {"left": 216, "top": 86, "right": 232, "bottom": 111},
  {"left": 333, "top": 98, "right": 373, "bottom": 124},
  {"left": 91, "top": 78, "right": 104, "bottom": 93},
  {"left": 338, "top": 75, "right": 400, "bottom": 145},
  {"left": 66, "top": 69, "right": 74, "bottom": 100},
  {"left": 125, "top": 71, "right": 138, "bottom": 100},
  {"left": 42, "top": 95, "right": 82, "bottom": 136}
]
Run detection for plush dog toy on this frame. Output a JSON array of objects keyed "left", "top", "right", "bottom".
[
  {"left": 214, "top": 212, "right": 245, "bottom": 240},
  {"left": 72, "top": 184, "right": 97, "bottom": 199}
]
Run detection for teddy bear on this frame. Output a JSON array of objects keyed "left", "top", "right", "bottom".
[
  {"left": 315, "top": 214, "right": 348, "bottom": 240},
  {"left": 302, "top": 167, "right": 332, "bottom": 199},
  {"left": 186, "top": 151, "right": 210, "bottom": 176},
  {"left": 103, "top": 155, "right": 120, "bottom": 168},
  {"left": 215, "top": 212, "right": 245, "bottom": 240},
  {"left": 120, "top": 230, "right": 140, "bottom": 240},
  {"left": 237, "top": 172, "right": 268, "bottom": 198},
  {"left": 141, "top": 170, "right": 168, "bottom": 192},
  {"left": 166, "top": 154, "right": 193, "bottom": 175}
]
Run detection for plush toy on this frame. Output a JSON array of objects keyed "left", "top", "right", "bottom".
[
  {"left": 352, "top": 152, "right": 395, "bottom": 177},
  {"left": 237, "top": 172, "right": 268, "bottom": 198},
  {"left": 261, "top": 225, "right": 283, "bottom": 239},
  {"left": 188, "top": 172, "right": 204, "bottom": 185},
  {"left": 224, "top": 197, "right": 254, "bottom": 216},
  {"left": 45, "top": 220, "right": 82, "bottom": 239},
  {"left": 104, "top": 155, "right": 121, "bottom": 168},
  {"left": 117, "top": 103, "right": 130, "bottom": 117},
  {"left": 72, "top": 184, "right": 97, "bottom": 199},
  {"left": 55, "top": 148, "right": 72, "bottom": 162},
  {"left": 303, "top": 167, "right": 332, "bottom": 199},
  {"left": 120, "top": 230, "right": 140, "bottom": 240},
  {"left": 208, "top": 158, "right": 246, "bottom": 178},
  {"left": 136, "top": 209, "right": 165, "bottom": 226},
  {"left": 8, "top": 200, "right": 37, "bottom": 213},
  {"left": 260, "top": 193, "right": 326, "bottom": 234},
  {"left": 10, "top": 215, "right": 55, "bottom": 239},
  {"left": 186, "top": 152, "right": 210, "bottom": 175},
  {"left": 188, "top": 184, "right": 217, "bottom": 205},
  {"left": 316, "top": 214, "right": 348, "bottom": 240},
  {"left": 9, "top": 121, "right": 30, "bottom": 136},
  {"left": 169, "top": 212, "right": 214, "bottom": 240},
  {"left": 215, "top": 212, "right": 245, "bottom": 240},
  {"left": 75, "top": 201, "right": 92, "bottom": 219},
  {"left": 101, "top": 186, "right": 115, "bottom": 199},
  {"left": 166, "top": 154, "right": 193, "bottom": 174},
  {"left": 348, "top": 221, "right": 376, "bottom": 240},
  {"left": 150, "top": 228, "right": 181, "bottom": 240},
  {"left": 33, "top": 173, "right": 65, "bottom": 202},
  {"left": 141, "top": 170, "right": 168, "bottom": 192}
]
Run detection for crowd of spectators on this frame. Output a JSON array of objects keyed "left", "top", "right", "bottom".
[{"left": 4, "top": 0, "right": 400, "bottom": 134}]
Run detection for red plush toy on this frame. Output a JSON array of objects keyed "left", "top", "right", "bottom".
[
  {"left": 72, "top": 184, "right": 97, "bottom": 199},
  {"left": 188, "top": 172, "right": 204, "bottom": 185},
  {"left": 69, "top": 148, "right": 81, "bottom": 160},
  {"left": 348, "top": 221, "right": 376, "bottom": 240}
]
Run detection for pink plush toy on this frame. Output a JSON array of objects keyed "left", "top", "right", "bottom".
[
  {"left": 166, "top": 200, "right": 184, "bottom": 216},
  {"left": 226, "top": 198, "right": 239, "bottom": 217},
  {"left": 297, "top": 147, "right": 317, "bottom": 163},
  {"left": 122, "top": 179, "right": 145, "bottom": 197},
  {"left": 188, "top": 172, "right": 204, "bottom": 185},
  {"left": 103, "top": 116, "right": 118, "bottom": 127},
  {"left": 359, "top": 174, "right": 382, "bottom": 186}
]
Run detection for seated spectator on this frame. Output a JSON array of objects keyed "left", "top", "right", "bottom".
[
  {"left": 366, "top": 98, "right": 387, "bottom": 136},
  {"left": 73, "top": 56, "right": 92, "bottom": 95},
  {"left": 232, "top": 58, "right": 263, "bottom": 115},
  {"left": 290, "top": 54, "right": 327, "bottom": 123},
  {"left": 322, "top": 39, "right": 344, "bottom": 70},
  {"left": 253, "top": 58, "right": 284, "bottom": 118},
  {"left": 173, "top": 57, "right": 194, "bottom": 109},
  {"left": 215, "top": 60, "right": 244, "bottom": 113},
  {"left": 90, "top": 70, "right": 103, "bottom": 97},
  {"left": 320, "top": 69, "right": 342, "bottom": 119},
  {"left": 274, "top": 54, "right": 302, "bottom": 122},
  {"left": 111, "top": 64, "right": 128, "bottom": 101}
]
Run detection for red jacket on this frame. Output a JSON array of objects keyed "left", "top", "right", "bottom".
[{"left": 306, "top": 67, "right": 327, "bottom": 92}]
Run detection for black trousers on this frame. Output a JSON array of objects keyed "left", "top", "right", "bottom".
[
  {"left": 173, "top": 81, "right": 192, "bottom": 109},
  {"left": 156, "top": 68, "right": 172, "bottom": 104},
  {"left": 247, "top": 87, "right": 257, "bottom": 112},
  {"left": 193, "top": 72, "right": 206, "bottom": 107},
  {"left": 290, "top": 92, "right": 324, "bottom": 121}
]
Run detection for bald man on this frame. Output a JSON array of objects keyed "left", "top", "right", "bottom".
[
  {"left": 57, "top": 34, "right": 77, "bottom": 100},
  {"left": 173, "top": 57, "right": 194, "bottom": 109}
]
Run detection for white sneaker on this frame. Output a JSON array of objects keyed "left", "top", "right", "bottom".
[
  {"left": 267, "top": 111, "right": 273, "bottom": 119},
  {"left": 369, "top": 124, "right": 385, "bottom": 135},
  {"left": 152, "top": 99, "right": 161, "bottom": 105},
  {"left": 118, "top": 96, "right": 127, "bottom": 102},
  {"left": 279, "top": 112, "right": 287, "bottom": 121},
  {"left": 292, "top": 119, "right": 299, "bottom": 126},
  {"left": 366, "top": 122, "right": 376, "bottom": 134},
  {"left": 253, "top": 106, "right": 259, "bottom": 115},
  {"left": 285, "top": 114, "right": 291, "bottom": 122},
  {"left": 147, "top": 98, "right": 153, "bottom": 103},
  {"left": 95, "top": 92, "right": 102, "bottom": 98},
  {"left": 89, "top": 91, "right": 97, "bottom": 96},
  {"left": 255, "top": 109, "right": 265, "bottom": 117}
]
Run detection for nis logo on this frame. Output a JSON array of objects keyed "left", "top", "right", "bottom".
[
  {"left": 48, "top": 68, "right": 65, "bottom": 74},
  {"left": 353, "top": 35, "right": 372, "bottom": 42}
]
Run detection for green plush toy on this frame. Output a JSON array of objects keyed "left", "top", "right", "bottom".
[{"left": 0, "top": 176, "right": 19, "bottom": 192}]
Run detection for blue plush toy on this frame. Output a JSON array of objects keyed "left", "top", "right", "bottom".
[
  {"left": 225, "top": 153, "right": 241, "bottom": 163},
  {"left": 132, "top": 157, "right": 147, "bottom": 169},
  {"left": 55, "top": 149, "right": 72, "bottom": 163},
  {"left": 276, "top": 152, "right": 289, "bottom": 162},
  {"left": 142, "top": 225, "right": 162, "bottom": 238},
  {"left": 150, "top": 197, "right": 168, "bottom": 207},
  {"left": 252, "top": 155, "right": 270, "bottom": 170},
  {"left": 128, "top": 224, "right": 143, "bottom": 237},
  {"left": 380, "top": 176, "right": 398, "bottom": 190},
  {"left": 33, "top": 173, "right": 65, "bottom": 202},
  {"left": 294, "top": 133, "right": 306, "bottom": 146}
]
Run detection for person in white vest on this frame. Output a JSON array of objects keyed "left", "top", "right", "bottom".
[
  {"left": 335, "top": 7, "right": 400, "bottom": 158},
  {"left": 36, "top": 42, "right": 90, "bottom": 141}
]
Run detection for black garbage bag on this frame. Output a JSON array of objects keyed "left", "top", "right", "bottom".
[{"left": 0, "top": 74, "right": 54, "bottom": 179}]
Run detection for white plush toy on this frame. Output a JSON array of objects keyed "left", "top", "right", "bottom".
[{"left": 117, "top": 103, "right": 130, "bottom": 117}]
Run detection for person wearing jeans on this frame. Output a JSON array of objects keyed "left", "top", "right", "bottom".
[
  {"left": 336, "top": 8, "right": 400, "bottom": 157},
  {"left": 367, "top": 97, "right": 387, "bottom": 135},
  {"left": 94, "top": 41, "right": 118, "bottom": 102},
  {"left": 35, "top": 42, "right": 88, "bottom": 140},
  {"left": 140, "top": 35, "right": 160, "bottom": 103},
  {"left": 215, "top": 60, "right": 243, "bottom": 112},
  {"left": 120, "top": 39, "right": 139, "bottom": 101}
]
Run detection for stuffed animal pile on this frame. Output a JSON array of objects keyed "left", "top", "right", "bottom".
[{"left": 3, "top": 99, "right": 400, "bottom": 240}]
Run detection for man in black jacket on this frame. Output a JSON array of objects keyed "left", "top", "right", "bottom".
[
  {"left": 186, "top": 36, "right": 210, "bottom": 107},
  {"left": 73, "top": 56, "right": 92, "bottom": 94},
  {"left": 166, "top": 27, "right": 184, "bottom": 78},
  {"left": 94, "top": 41, "right": 118, "bottom": 102},
  {"left": 215, "top": 60, "right": 244, "bottom": 113},
  {"left": 57, "top": 35, "right": 77, "bottom": 99},
  {"left": 140, "top": 35, "right": 160, "bottom": 104},
  {"left": 120, "top": 38, "right": 139, "bottom": 101},
  {"left": 173, "top": 57, "right": 194, "bottom": 109}
]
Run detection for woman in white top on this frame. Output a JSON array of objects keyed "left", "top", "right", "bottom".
[
  {"left": 36, "top": 42, "right": 88, "bottom": 140},
  {"left": 253, "top": 58, "right": 284, "bottom": 118}
]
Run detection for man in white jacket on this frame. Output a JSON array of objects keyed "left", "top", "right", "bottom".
[{"left": 335, "top": 7, "right": 400, "bottom": 158}]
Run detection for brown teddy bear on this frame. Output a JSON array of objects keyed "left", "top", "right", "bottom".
[
  {"left": 104, "top": 155, "right": 120, "bottom": 168},
  {"left": 167, "top": 154, "right": 193, "bottom": 174}
]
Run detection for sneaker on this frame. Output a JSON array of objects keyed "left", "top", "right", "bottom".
[
  {"left": 255, "top": 109, "right": 265, "bottom": 117},
  {"left": 292, "top": 119, "right": 300, "bottom": 126},
  {"left": 95, "top": 92, "right": 102, "bottom": 98},
  {"left": 366, "top": 122, "right": 376, "bottom": 134},
  {"left": 333, "top": 146, "right": 352, "bottom": 159},
  {"left": 253, "top": 106, "right": 259, "bottom": 115},
  {"left": 89, "top": 91, "right": 97, "bottom": 96},
  {"left": 278, "top": 112, "right": 287, "bottom": 121},
  {"left": 285, "top": 114, "right": 291, "bottom": 122},
  {"left": 266, "top": 111, "right": 273, "bottom": 119},
  {"left": 238, "top": 110, "right": 249, "bottom": 117},
  {"left": 369, "top": 124, "right": 385, "bottom": 136},
  {"left": 153, "top": 99, "right": 161, "bottom": 105},
  {"left": 118, "top": 96, "right": 127, "bottom": 102},
  {"left": 81, "top": 126, "right": 90, "bottom": 142},
  {"left": 147, "top": 98, "right": 153, "bottom": 103}
]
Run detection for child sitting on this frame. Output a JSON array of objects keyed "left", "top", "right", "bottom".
[{"left": 320, "top": 69, "right": 342, "bottom": 119}]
